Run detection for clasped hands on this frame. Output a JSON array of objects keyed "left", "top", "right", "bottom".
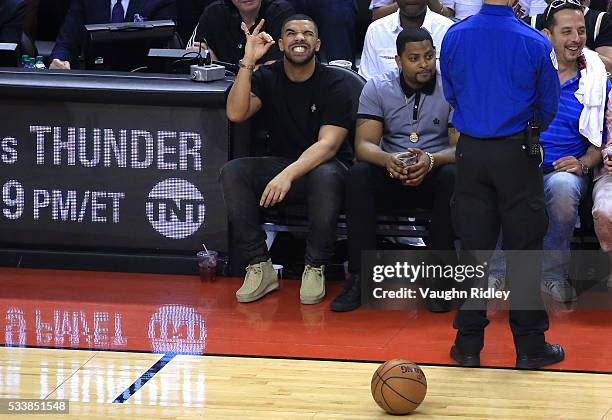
[{"left": 386, "top": 149, "right": 431, "bottom": 187}]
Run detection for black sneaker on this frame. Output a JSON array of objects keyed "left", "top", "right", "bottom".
[
  {"left": 516, "top": 343, "right": 565, "bottom": 369},
  {"left": 427, "top": 296, "right": 452, "bottom": 313},
  {"left": 450, "top": 345, "right": 481, "bottom": 367},
  {"left": 330, "top": 274, "right": 361, "bottom": 312}
]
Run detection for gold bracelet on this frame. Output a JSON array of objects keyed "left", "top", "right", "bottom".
[
  {"left": 425, "top": 151, "right": 435, "bottom": 172},
  {"left": 238, "top": 59, "right": 255, "bottom": 71}
]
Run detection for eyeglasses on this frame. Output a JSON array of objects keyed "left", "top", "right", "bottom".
[{"left": 545, "top": 0, "right": 582, "bottom": 22}]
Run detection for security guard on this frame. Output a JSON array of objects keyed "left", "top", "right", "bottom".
[{"left": 440, "top": 0, "right": 564, "bottom": 369}]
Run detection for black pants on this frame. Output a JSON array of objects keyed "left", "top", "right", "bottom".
[
  {"left": 452, "top": 135, "right": 550, "bottom": 355},
  {"left": 347, "top": 161, "right": 456, "bottom": 274},
  {"left": 220, "top": 156, "right": 347, "bottom": 269}
]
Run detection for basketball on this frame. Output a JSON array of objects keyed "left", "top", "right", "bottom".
[{"left": 371, "top": 359, "right": 427, "bottom": 415}]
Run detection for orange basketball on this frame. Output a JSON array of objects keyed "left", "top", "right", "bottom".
[{"left": 371, "top": 359, "right": 427, "bottom": 415}]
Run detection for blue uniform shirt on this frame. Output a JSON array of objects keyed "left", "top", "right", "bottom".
[{"left": 440, "top": 4, "right": 560, "bottom": 138}]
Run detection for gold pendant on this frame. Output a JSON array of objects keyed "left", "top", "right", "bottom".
[{"left": 410, "top": 132, "right": 419, "bottom": 143}]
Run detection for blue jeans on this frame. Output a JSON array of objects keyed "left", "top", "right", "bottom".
[
  {"left": 286, "top": 0, "right": 358, "bottom": 62},
  {"left": 488, "top": 171, "right": 588, "bottom": 283},
  {"left": 541, "top": 171, "right": 588, "bottom": 282}
]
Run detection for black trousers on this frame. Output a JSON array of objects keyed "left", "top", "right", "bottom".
[
  {"left": 220, "top": 156, "right": 347, "bottom": 271},
  {"left": 346, "top": 161, "right": 456, "bottom": 274},
  {"left": 452, "top": 135, "right": 550, "bottom": 355}
]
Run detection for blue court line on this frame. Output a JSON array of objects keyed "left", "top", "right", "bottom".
[{"left": 112, "top": 353, "right": 176, "bottom": 403}]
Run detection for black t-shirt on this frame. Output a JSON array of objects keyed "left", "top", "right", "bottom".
[
  {"left": 251, "top": 61, "right": 355, "bottom": 165},
  {"left": 194, "top": 0, "right": 294, "bottom": 65},
  {"left": 527, "top": 9, "right": 612, "bottom": 49}
]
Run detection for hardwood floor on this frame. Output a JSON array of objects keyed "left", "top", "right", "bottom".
[{"left": 1, "top": 348, "right": 611, "bottom": 419}]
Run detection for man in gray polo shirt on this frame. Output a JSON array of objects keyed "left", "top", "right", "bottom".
[{"left": 331, "top": 27, "right": 458, "bottom": 313}]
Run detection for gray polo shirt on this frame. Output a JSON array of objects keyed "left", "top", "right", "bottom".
[{"left": 357, "top": 69, "right": 453, "bottom": 154}]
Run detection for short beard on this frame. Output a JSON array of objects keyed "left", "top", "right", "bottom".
[{"left": 399, "top": 7, "right": 427, "bottom": 20}]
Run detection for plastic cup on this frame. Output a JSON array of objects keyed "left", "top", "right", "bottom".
[
  {"left": 197, "top": 250, "right": 218, "bottom": 282},
  {"left": 328, "top": 60, "right": 353, "bottom": 70},
  {"left": 273, "top": 264, "right": 283, "bottom": 279},
  {"left": 397, "top": 152, "right": 417, "bottom": 167}
]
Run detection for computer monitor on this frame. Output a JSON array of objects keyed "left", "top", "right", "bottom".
[
  {"left": 0, "top": 43, "right": 19, "bottom": 67},
  {"left": 83, "top": 20, "right": 176, "bottom": 72}
]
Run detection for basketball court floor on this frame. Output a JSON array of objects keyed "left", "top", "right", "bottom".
[{"left": 1, "top": 267, "right": 612, "bottom": 419}]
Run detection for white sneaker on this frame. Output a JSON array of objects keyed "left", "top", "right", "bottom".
[
  {"left": 300, "top": 265, "right": 325, "bottom": 305},
  {"left": 236, "top": 259, "right": 279, "bottom": 303},
  {"left": 541, "top": 279, "right": 577, "bottom": 303}
]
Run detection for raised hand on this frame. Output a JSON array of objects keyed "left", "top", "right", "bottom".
[{"left": 242, "top": 19, "right": 275, "bottom": 65}]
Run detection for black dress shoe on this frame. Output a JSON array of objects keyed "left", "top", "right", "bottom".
[
  {"left": 427, "top": 296, "right": 452, "bottom": 313},
  {"left": 330, "top": 274, "right": 361, "bottom": 312},
  {"left": 516, "top": 343, "right": 565, "bottom": 369},
  {"left": 450, "top": 345, "right": 481, "bottom": 367}
]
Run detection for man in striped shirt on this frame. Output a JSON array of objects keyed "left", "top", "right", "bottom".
[{"left": 539, "top": 1, "right": 609, "bottom": 302}]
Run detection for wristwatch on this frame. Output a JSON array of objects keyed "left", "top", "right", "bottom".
[
  {"left": 238, "top": 59, "right": 255, "bottom": 71},
  {"left": 579, "top": 160, "right": 590, "bottom": 176}
]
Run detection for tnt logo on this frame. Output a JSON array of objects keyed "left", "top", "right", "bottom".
[
  {"left": 146, "top": 178, "right": 206, "bottom": 239},
  {"left": 148, "top": 305, "right": 206, "bottom": 353}
]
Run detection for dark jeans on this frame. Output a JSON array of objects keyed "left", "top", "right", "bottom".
[
  {"left": 346, "top": 161, "right": 457, "bottom": 276},
  {"left": 286, "top": 0, "right": 358, "bottom": 62},
  {"left": 451, "top": 135, "right": 550, "bottom": 355},
  {"left": 220, "top": 156, "right": 347, "bottom": 269}
]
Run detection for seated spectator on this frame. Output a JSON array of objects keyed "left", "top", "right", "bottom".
[
  {"left": 526, "top": 0, "right": 612, "bottom": 71},
  {"left": 359, "top": 0, "right": 453, "bottom": 80},
  {"left": 220, "top": 15, "right": 354, "bottom": 305},
  {"left": 0, "top": 0, "right": 25, "bottom": 44},
  {"left": 593, "top": 99, "right": 612, "bottom": 289},
  {"left": 49, "top": 0, "right": 177, "bottom": 69},
  {"left": 538, "top": 1, "right": 607, "bottom": 302},
  {"left": 371, "top": 0, "right": 545, "bottom": 21},
  {"left": 370, "top": 0, "right": 454, "bottom": 20},
  {"left": 331, "top": 28, "right": 457, "bottom": 313},
  {"left": 176, "top": 0, "right": 216, "bottom": 45},
  {"left": 187, "top": 0, "right": 293, "bottom": 65},
  {"left": 286, "top": 0, "right": 358, "bottom": 62},
  {"left": 490, "top": 1, "right": 611, "bottom": 300}
]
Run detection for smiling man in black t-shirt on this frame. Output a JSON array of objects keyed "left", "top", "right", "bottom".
[{"left": 221, "top": 14, "right": 354, "bottom": 305}]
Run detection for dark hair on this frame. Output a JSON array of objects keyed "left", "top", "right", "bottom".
[
  {"left": 544, "top": 0, "right": 583, "bottom": 31},
  {"left": 395, "top": 27, "right": 434, "bottom": 56},
  {"left": 281, "top": 14, "right": 319, "bottom": 35}
]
